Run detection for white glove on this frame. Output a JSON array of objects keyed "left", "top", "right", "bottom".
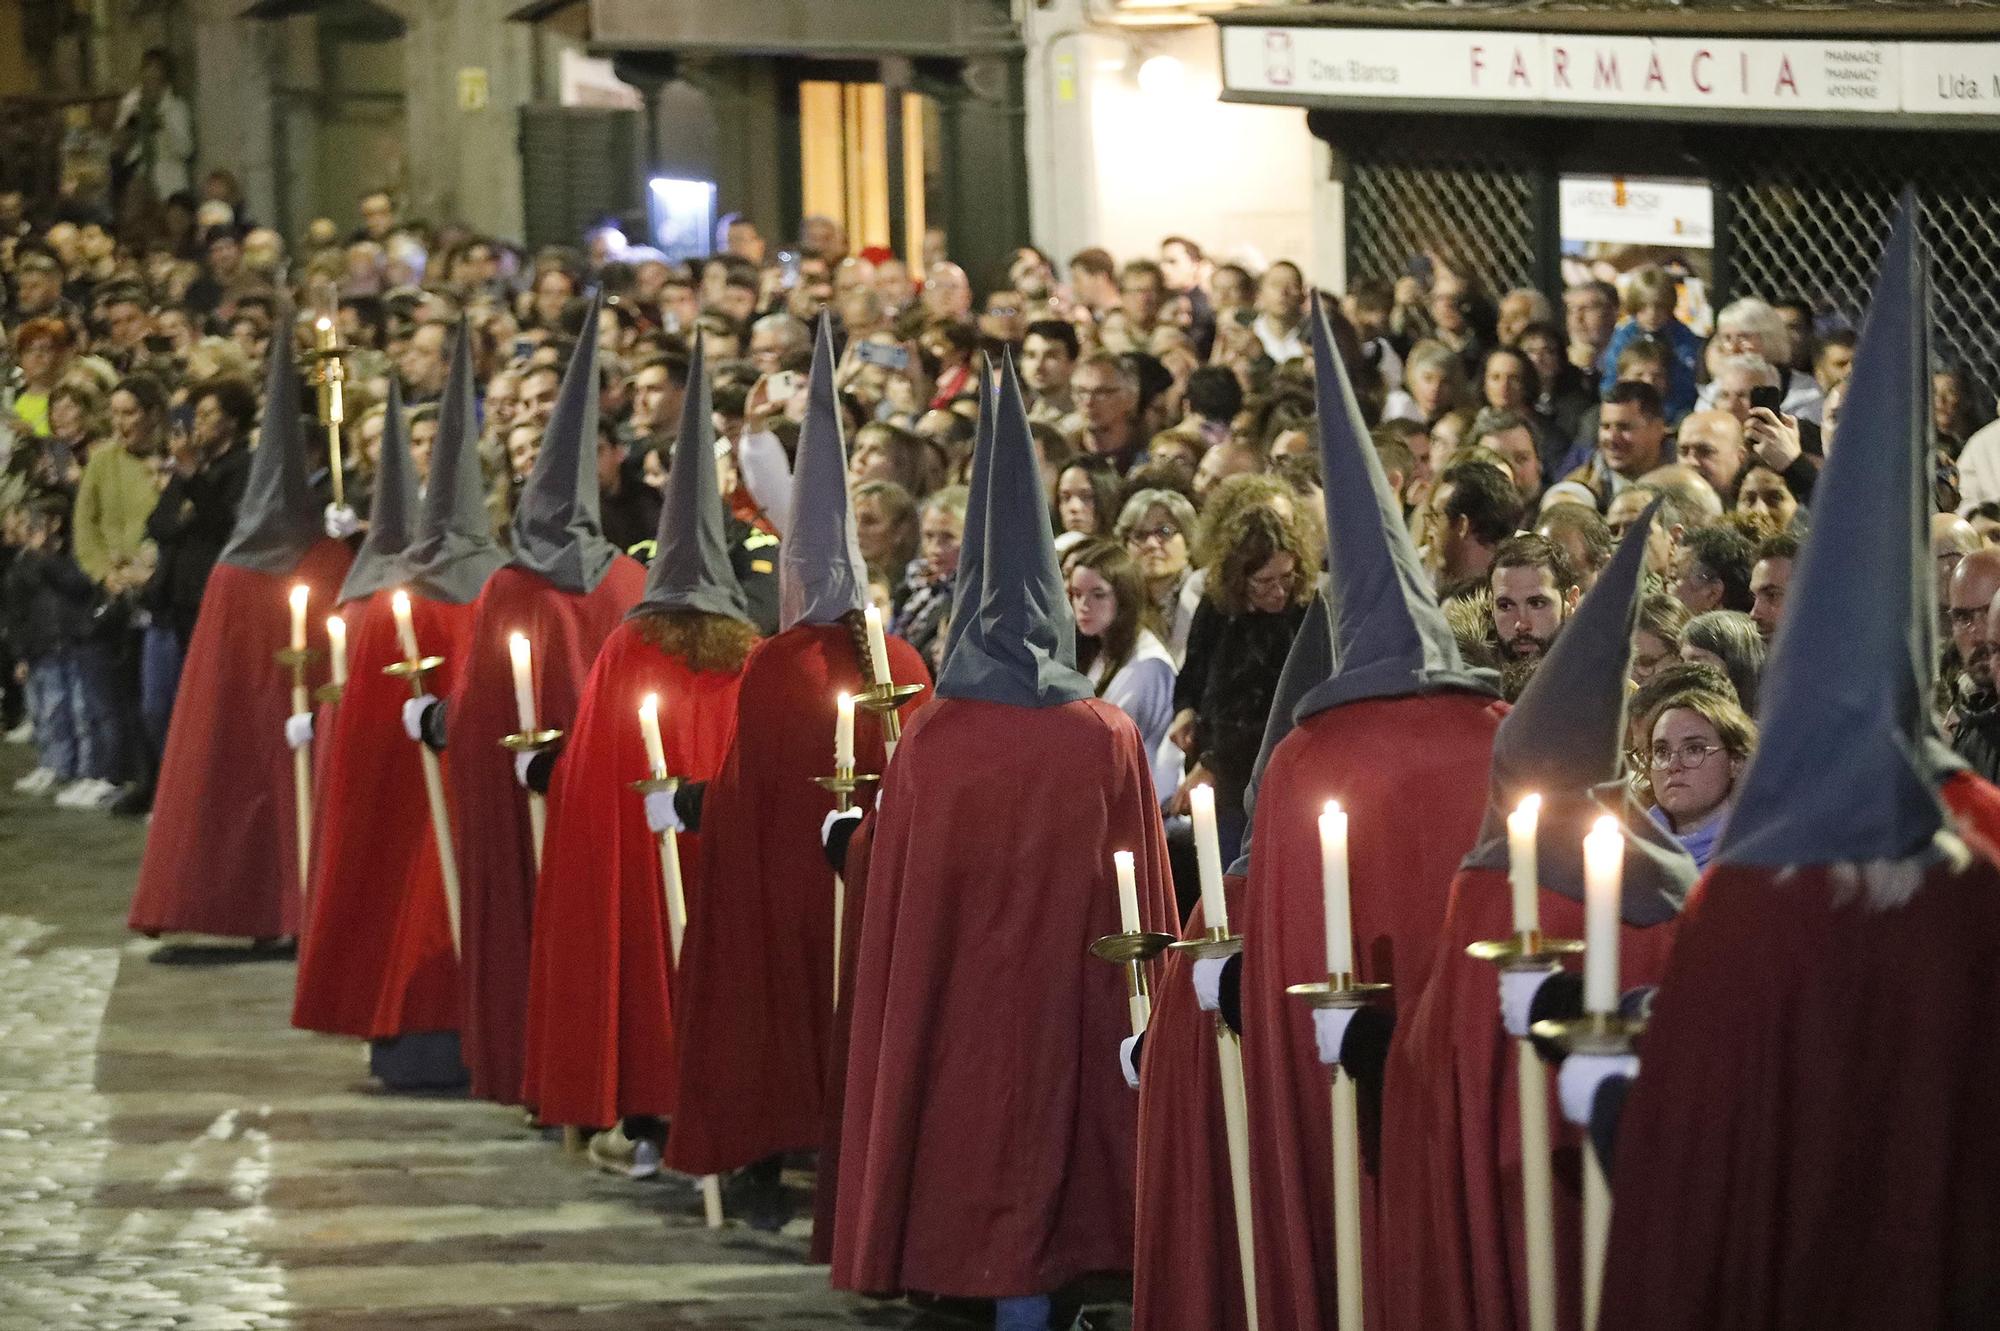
[
  {"left": 643, "top": 788, "right": 682, "bottom": 835},
  {"left": 1313, "top": 1006, "right": 1359, "bottom": 1067},
  {"left": 1558, "top": 1052, "right": 1639, "bottom": 1127},
  {"left": 1191, "top": 956, "right": 1227, "bottom": 1013},
  {"left": 401, "top": 694, "right": 437, "bottom": 742},
  {"left": 1500, "top": 966, "right": 1561, "bottom": 1039},
  {"left": 283, "top": 712, "right": 314, "bottom": 750},
  {"left": 513, "top": 751, "right": 536, "bottom": 789},
  {"left": 323, "top": 503, "right": 361, "bottom": 540},
  {"left": 1119, "top": 1034, "right": 1142, "bottom": 1090},
  {"left": 822, "top": 806, "right": 863, "bottom": 848}
]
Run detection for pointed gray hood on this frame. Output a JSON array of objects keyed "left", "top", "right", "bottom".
[
  {"left": 337, "top": 381, "right": 419, "bottom": 603},
  {"left": 1719, "top": 190, "right": 1948, "bottom": 867},
  {"left": 219, "top": 313, "right": 323, "bottom": 574},
  {"left": 778, "top": 315, "right": 871, "bottom": 629},
  {"left": 939, "top": 359, "right": 994, "bottom": 668},
  {"left": 1464, "top": 500, "right": 1696, "bottom": 924},
  {"left": 401, "top": 323, "right": 506, "bottom": 605},
  {"left": 630, "top": 334, "right": 749, "bottom": 622},
  {"left": 508, "top": 293, "right": 619, "bottom": 594},
  {"left": 1296, "top": 294, "right": 1496, "bottom": 718},
  {"left": 934, "top": 354, "right": 1094, "bottom": 709}
]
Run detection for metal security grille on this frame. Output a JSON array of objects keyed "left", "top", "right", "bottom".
[
  {"left": 1715, "top": 128, "right": 2000, "bottom": 396},
  {"left": 1345, "top": 148, "right": 1540, "bottom": 295}
]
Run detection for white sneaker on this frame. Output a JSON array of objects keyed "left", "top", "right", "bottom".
[
  {"left": 12, "top": 766, "right": 57, "bottom": 795},
  {"left": 54, "top": 778, "right": 110, "bottom": 808},
  {"left": 4, "top": 719, "right": 32, "bottom": 744},
  {"left": 85, "top": 779, "right": 120, "bottom": 809}
]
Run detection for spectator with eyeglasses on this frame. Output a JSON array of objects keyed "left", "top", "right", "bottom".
[
  {"left": 1642, "top": 681, "right": 1757, "bottom": 870},
  {"left": 1114, "top": 487, "right": 1201, "bottom": 666}
]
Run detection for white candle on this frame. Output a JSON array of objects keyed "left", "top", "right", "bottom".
[
  {"left": 289, "top": 583, "right": 309, "bottom": 653},
  {"left": 508, "top": 632, "right": 536, "bottom": 732},
  {"left": 1113, "top": 849, "right": 1141, "bottom": 935},
  {"left": 835, "top": 691, "right": 856, "bottom": 770},
  {"left": 1189, "top": 783, "right": 1229, "bottom": 934},
  {"left": 391, "top": 589, "right": 419, "bottom": 660},
  {"left": 1582, "top": 815, "right": 1624, "bottom": 1015},
  {"left": 1507, "top": 792, "right": 1542, "bottom": 936},
  {"left": 863, "top": 604, "right": 893, "bottom": 687},
  {"left": 638, "top": 693, "right": 668, "bottom": 776},
  {"left": 326, "top": 614, "right": 348, "bottom": 686},
  {"left": 1320, "top": 800, "right": 1353, "bottom": 976}
]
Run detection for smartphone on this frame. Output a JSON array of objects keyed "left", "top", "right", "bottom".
[
  {"left": 778, "top": 250, "right": 800, "bottom": 290},
  {"left": 511, "top": 336, "right": 534, "bottom": 361},
  {"left": 765, "top": 370, "right": 802, "bottom": 402},
  {"left": 854, "top": 340, "right": 910, "bottom": 372},
  {"left": 1749, "top": 384, "right": 1785, "bottom": 414}
]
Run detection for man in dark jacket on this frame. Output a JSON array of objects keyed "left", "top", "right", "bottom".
[{"left": 1947, "top": 548, "right": 2000, "bottom": 781}]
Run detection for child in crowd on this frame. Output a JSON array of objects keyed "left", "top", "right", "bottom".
[{"left": 5, "top": 500, "right": 118, "bottom": 807}]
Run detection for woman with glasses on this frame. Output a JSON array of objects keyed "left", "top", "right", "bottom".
[
  {"left": 1113, "top": 487, "right": 1201, "bottom": 666},
  {"left": 1065, "top": 540, "right": 1179, "bottom": 798},
  {"left": 1643, "top": 681, "right": 1758, "bottom": 870}
]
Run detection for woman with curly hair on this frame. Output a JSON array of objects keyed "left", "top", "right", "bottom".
[{"left": 1165, "top": 500, "right": 1319, "bottom": 860}]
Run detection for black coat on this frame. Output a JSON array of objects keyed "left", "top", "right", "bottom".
[{"left": 144, "top": 444, "right": 250, "bottom": 640}]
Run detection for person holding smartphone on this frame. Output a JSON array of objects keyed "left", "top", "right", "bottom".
[{"left": 1713, "top": 353, "right": 1820, "bottom": 507}]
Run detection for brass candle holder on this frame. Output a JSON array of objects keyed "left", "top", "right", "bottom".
[
  {"left": 1530, "top": 1010, "right": 1645, "bottom": 1056},
  {"left": 273, "top": 646, "right": 320, "bottom": 683},
  {"left": 1466, "top": 929, "right": 1585, "bottom": 970},
  {"left": 857, "top": 680, "right": 924, "bottom": 747},
  {"left": 382, "top": 654, "right": 445, "bottom": 695},
  {"left": 813, "top": 766, "right": 880, "bottom": 812},
  {"left": 499, "top": 727, "right": 564, "bottom": 756},
  {"left": 1089, "top": 928, "right": 1176, "bottom": 1012},
  {"left": 314, "top": 682, "right": 345, "bottom": 705},
  {"left": 1167, "top": 923, "right": 1243, "bottom": 961},
  {"left": 1285, "top": 971, "right": 1393, "bottom": 1012},
  {"left": 308, "top": 314, "right": 349, "bottom": 508},
  {"left": 629, "top": 771, "right": 678, "bottom": 798}
]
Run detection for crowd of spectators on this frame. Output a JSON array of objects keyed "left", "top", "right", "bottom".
[{"left": 5, "top": 95, "right": 1991, "bottom": 867}]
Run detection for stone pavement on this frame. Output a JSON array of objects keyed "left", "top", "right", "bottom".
[{"left": 0, "top": 743, "right": 1120, "bottom": 1331}]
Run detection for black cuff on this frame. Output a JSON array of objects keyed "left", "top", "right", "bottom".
[
  {"left": 1529, "top": 971, "right": 1585, "bottom": 1066},
  {"left": 524, "top": 746, "right": 558, "bottom": 795},
  {"left": 673, "top": 780, "right": 706, "bottom": 834},
  {"left": 1339, "top": 1005, "right": 1396, "bottom": 1086},
  {"left": 420, "top": 699, "right": 448, "bottom": 752},
  {"left": 1780, "top": 453, "right": 1818, "bottom": 506},
  {"left": 1618, "top": 984, "right": 1657, "bottom": 1024},
  {"left": 824, "top": 809, "right": 861, "bottom": 873},
  {"left": 1129, "top": 1029, "right": 1146, "bottom": 1076},
  {"left": 1218, "top": 951, "right": 1244, "bottom": 1037},
  {"left": 1589, "top": 1073, "right": 1633, "bottom": 1174}
]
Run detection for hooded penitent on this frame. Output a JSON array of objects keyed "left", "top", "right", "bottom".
[
  {"left": 831, "top": 351, "right": 1177, "bottom": 1300},
  {"left": 1134, "top": 591, "right": 1336, "bottom": 1331},
  {"left": 669, "top": 312, "right": 932, "bottom": 1177},
  {"left": 517, "top": 332, "right": 750, "bottom": 1129},
  {"left": 1601, "top": 189, "right": 2000, "bottom": 1331},
  {"left": 1239, "top": 294, "right": 1505, "bottom": 1329},
  {"left": 1380, "top": 504, "right": 1696, "bottom": 1331},
  {"left": 129, "top": 310, "right": 355, "bottom": 940},
  {"left": 448, "top": 293, "right": 650, "bottom": 1104},
  {"left": 336, "top": 381, "right": 418, "bottom": 604},
  {"left": 400, "top": 323, "right": 507, "bottom": 605}
]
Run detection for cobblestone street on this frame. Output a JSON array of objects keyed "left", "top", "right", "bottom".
[{"left": 0, "top": 746, "right": 999, "bottom": 1331}]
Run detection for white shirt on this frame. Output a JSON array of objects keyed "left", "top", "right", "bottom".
[
  {"left": 1958, "top": 418, "right": 2000, "bottom": 514},
  {"left": 116, "top": 88, "right": 195, "bottom": 199},
  {"left": 1254, "top": 315, "right": 1306, "bottom": 365},
  {"left": 1087, "top": 628, "right": 1180, "bottom": 800}
]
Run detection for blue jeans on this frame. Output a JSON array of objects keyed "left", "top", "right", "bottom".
[
  {"left": 26, "top": 646, "right": 116, "bottom": 781},
  {"left": 139, "top": 622, "right": 184, "bottom": 769}
]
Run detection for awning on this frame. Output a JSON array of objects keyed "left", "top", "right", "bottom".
[{"left": 506, "top": 0, "right": 1022, "bottom": 58}]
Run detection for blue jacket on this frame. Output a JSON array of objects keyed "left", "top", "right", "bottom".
[{"left": 1598, "top": 316, "right": 1702, "bottom": 422}]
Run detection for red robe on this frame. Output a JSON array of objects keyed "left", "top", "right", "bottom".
[
  {"left": 1941, "top": 769, "right": 2000, "bottom": 860},
  {"left": 832, "top": 696, "right": 1179, "bottom": 1299},
  {"left": 515, "top": 619, "right": 745, "bottom": 1127},
  {"left": 1598, "top": 853, "right": 2000, "bottom": 1329},
  {"left": 1133, "top": 880, "right": 1248, "bottom": 1331},
  {"left": 1379, "top": 866, "right": 1679, "bottom": 1331},
  {"left": 293, "top": 589, "right": 477, "bottom": 1039},
  {"left": 1241, "top": 692, "right": 1501, "bottom": 1329},
  {"left": 128, "top": 541, "right": 353, "bottom": 938},
  {"left": 668, "top": 622, "right": 931, "bottom": 1176},
  {"left": 446, "top": 559, "right": 647, "bottom": 1104},
  {"left": 811, "top": 806, "right": 878, "bottom": 1265}
]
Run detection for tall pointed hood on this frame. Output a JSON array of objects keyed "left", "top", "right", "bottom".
[
  {"left": 939, "top": 358, "right": 994, "bottom": 668},
  {"left": 219, "top": 314, "right": 323, "bottom": 574},
  {"left": 1229, "top": 590, "right": 1338, "bottom": 877},
  {"left": 1296, "top": 294, "right": 1495, "bottom": 718},
  {"left": 934, "top": 354, "right": 1094, "bottom": 709},
  {"left": 629, "top": 334, "right": 748, "bottom": 622},
  {"left": 1464, "top": 501, "right": 1696, "bottom": 922},
  {"left": 1719, "top": 190, "right": 1948, "bottom": 867},
  {"left": 778, "top": 315, "right": 871, "bottom": 629},
  {"left": 508, "top": 292, "right": 619, "bottom": 594},
  {"left": 336, "top": 381, "right": 418, "bottom": 603},
  {"left": 401, "top": 323, "right": 506, "bottom": 605}
]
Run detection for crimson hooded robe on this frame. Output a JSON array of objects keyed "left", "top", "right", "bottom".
[
  {"left": 832, "top": 696, "right": 1178, "bottom": 1298},
  {"left": 128, "top": 541, "right": 354, "bottom": 938},
  {"left": 1379, "top": 865, "right": 1679, "bottom": 1331},
  {"left": 446, "top": 558, "right": 647, "bottom": 1104},
  {"left": 811, "top": 806, "right": 878, "bottom": 1264},
  {"left": 1132, "top": 881, "right": 1248, "bottom": 1331},
  {"left": 1241, "top": 692, "right": 1501, "bottom": 1329},
  {"left": 1597, "top": 853, "right": 2000, "bottom": 1330},
  {"left": 667, "top": 621, "right": 930, "bottom": 1176},
  {"left": 293, "top": 588, "right": 477, "bottom": 1038},
  {"left": 515, "top": 619, "right": 745, "bottom": 1126}
]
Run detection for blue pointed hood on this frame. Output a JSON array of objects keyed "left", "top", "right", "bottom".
[
  {"left": 778, "top": 315, "right": 871, "bottom": 629},
  {"left": 401, "top": 322, "right": 505, "bottom": 605},
  {"left": 508, "top": 293, "right": 619, "bottom": 594},
  {"left": 630, "top": 333, "right": 748, "bottom": 622},
  {"left": 220, "top": 312, "right": 323, "bottom": 574}
]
